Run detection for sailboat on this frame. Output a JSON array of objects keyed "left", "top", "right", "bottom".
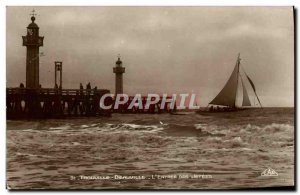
[{"left": 197, "top": 53, "right": 262, "bottom": 113}]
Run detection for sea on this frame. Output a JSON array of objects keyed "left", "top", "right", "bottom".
[{"left": 6, "top": 107, "right": 294, "bottom": 189}]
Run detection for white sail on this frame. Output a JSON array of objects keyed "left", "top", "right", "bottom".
[
  {"left": 241, "top": 78, "right": 251, "bottom": 106},
  {"left": 209, "top": 57, "right": 239, "bottom": 107}
]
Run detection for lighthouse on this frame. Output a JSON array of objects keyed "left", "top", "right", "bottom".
[
  {"left": 22, "top": 10, "right": 44, "bottom": 88},
  {"left": 113, "top": 56, "right": 125, "bottom": 95}
]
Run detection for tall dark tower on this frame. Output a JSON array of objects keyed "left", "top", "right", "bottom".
[
  {"left": 22, "top": 11, "right": 44, "bottom": 88},
  {"left": 113, "top": 56, "right": 125, "bottom": 95}
]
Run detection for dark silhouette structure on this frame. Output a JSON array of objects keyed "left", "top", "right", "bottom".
[
  {"left": 22, "top": 11, "right": 44, "bottom": 89},
  {"left": 113, "top": 56, "right": 125, "bottom": 95}
]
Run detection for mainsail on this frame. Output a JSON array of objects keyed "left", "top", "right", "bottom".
[
  {"left": 241, "top": 78, "right": 251, "bottom": 106},
  {"left": 209, "top": 56, "right": 239, "bottom": 107}
]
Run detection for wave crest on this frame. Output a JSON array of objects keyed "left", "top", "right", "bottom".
[{"left": 242, "top": 123, "right": 293, "bottom": 133}]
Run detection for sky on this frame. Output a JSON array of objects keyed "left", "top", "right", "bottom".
[{"left": 6, "top": 6, "right": 294, "bottom": 107}]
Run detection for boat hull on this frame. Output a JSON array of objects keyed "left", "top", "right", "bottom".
[{"left": 196, "top": 107, "right": 249, "bottom": 115}]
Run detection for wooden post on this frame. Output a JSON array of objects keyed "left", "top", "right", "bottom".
[
  {"left": 55, "top": 64, "right": 57, "bottom": 87},
  {"left": 60, "top": 64, "right": 62, "bottom": 89}
]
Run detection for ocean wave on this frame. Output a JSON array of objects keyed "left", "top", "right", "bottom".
[
  {"left": 194, "top": 124, "right": 207, "bottom": 130},
  {"left": 21, "top": 129, "right": 34, "bottom": 132},
  {"left": 223, "top": 137, "right": 245, "bottom": 148},
  {"left": 99, "top": 131, "right": 170, "bottom": 145},
  {"left": 16, "top": 152, "right": 52, "bottom": 159},
  {"left": 49, "top": 125, "right": 71, "bottom": 130},
  {"left": 27, "top": 122, "right": 166, "bottom": 134},
  {"left": 242, "top": 123, "right": 293, "bottom": 133},
  {"left": 80, "top": 125, "right": 89, "bottom": 128},
  {"left": 205, "top": 137, "right": 222, "bottom": 144},
  {"left": 204, "top": 136, "right": 245, "bottom": 148},
  {"left": 103, "top": 123, "right": 164, "bottom": 132}
]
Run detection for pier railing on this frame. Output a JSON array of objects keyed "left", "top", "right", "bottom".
[{"left": 7, "top": 88, "right": 107, "bottom": 96}]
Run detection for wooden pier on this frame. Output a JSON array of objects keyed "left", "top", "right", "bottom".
[
  {"left": 6, "top": 88, "right": 112, "bottom": 119},
  {"left": 6, "top": 88, "right": 176, "bottom": 119}
]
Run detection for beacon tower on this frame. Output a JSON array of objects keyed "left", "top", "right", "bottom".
[
  {"left": 22, "top": 12, "right": 44, "bottom": 88},
  {"left": 113, "top": 56, "right": 125, "bottom": 95}
]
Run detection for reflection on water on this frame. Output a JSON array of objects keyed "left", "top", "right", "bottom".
[{"left": 7, "top": 108, "right": 294, "bottom": 189}]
